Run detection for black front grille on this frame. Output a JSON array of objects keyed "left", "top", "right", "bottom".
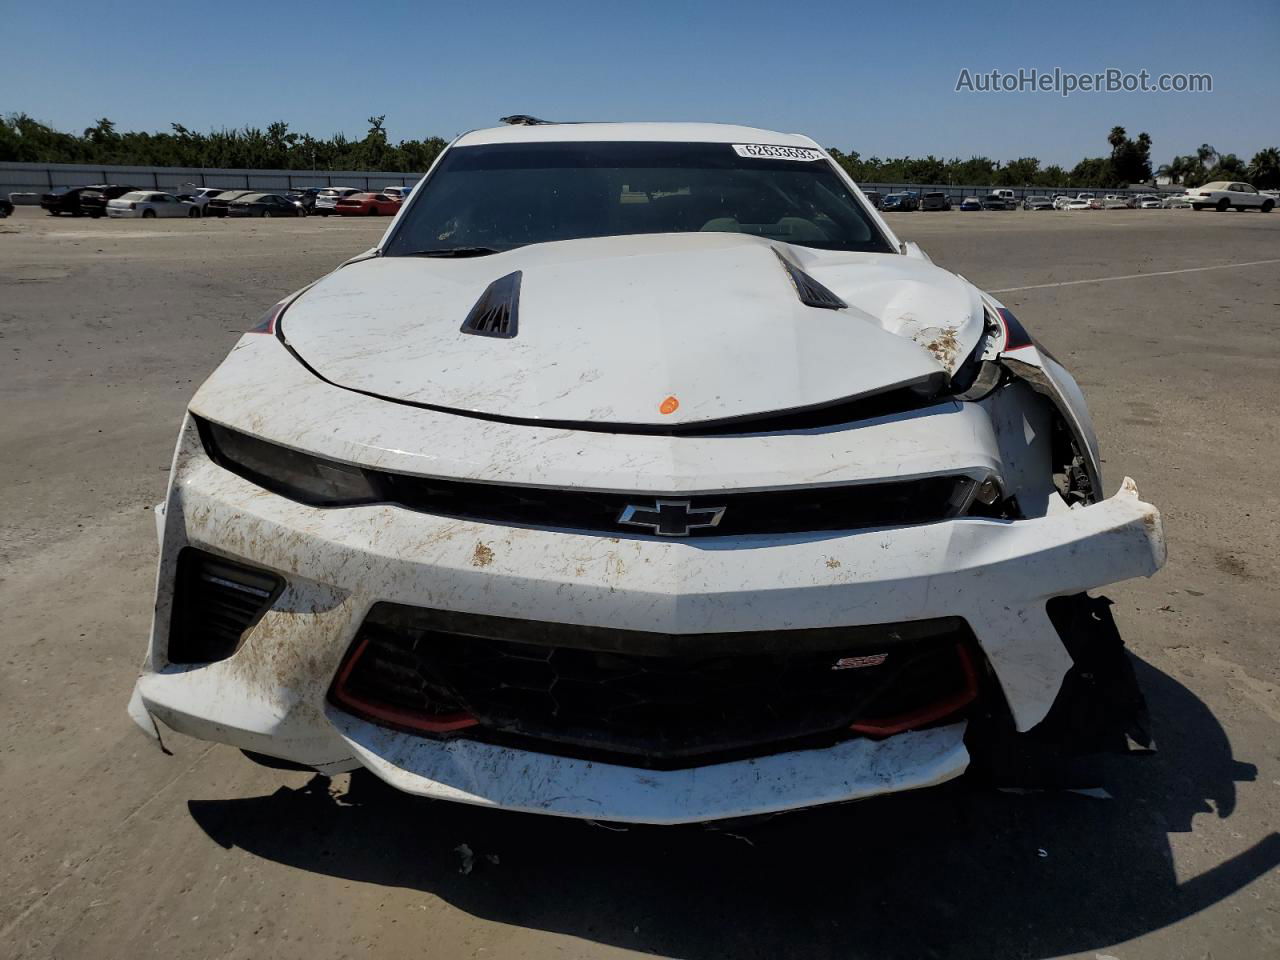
[
  {"left": 330, "top": 604, "right": 979, "bottom": 768},
  {"left": 200, "top": 417, "right": 978, "bottom": 538},
  {"left": 167, "top": 548, "right": 284, "bottom": 664}
]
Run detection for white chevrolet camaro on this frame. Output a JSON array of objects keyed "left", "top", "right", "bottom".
[{"left": 128, "top": 121, "right": 1165, "bottom": 824}]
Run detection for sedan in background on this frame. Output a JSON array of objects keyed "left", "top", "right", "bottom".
[
  {"left": 287, "top": 188, "right": 324, "bottom": 214},
  {"left": 381, "top": 186, "right": 414, "bottom": 201},
  {"left": 79, "top": 185, "right": 142, "bottom": 218},
  {"left": 205, "top": 191, "right": 258, "bottom": 217},
  {"left": 921, "top": 192, "right": 951, "bottom": 211},
  {"left": 106, "top": 191, "right": 198, "bottom": 218},
  {"left": 227, "top": 193, "right": 305, "bottom": 218},
  {"left": 1132, "top": 195, "right": 1164, "bottom": 209},
  {"left": 40, "top": 186, "right": 91, "bottom": 216},
  {"left": 959, "top": 196, "right": 982, "bottom": 211},
  {"left": 861, "top": 190, "right": 882, "bottom": 210},
  {"left": 1064, "top": 198, "right": 1094, "bottom": 210},
  {"left": 980, "top": 194, "right": 1015, "bottom": 210},
  {"left": 1189, "top": 182, "right": 1274, "bottom": 212},
  {"left": 175, "top": 187, "right": 226, "bottom": 214},
  {"left": 313, "top": 187, "right": 362, "bottom": 215},
  {"left": 880, "top": 192, "right": 918, "bottom": 211},
  {"left": 334, "top": 192, "right": 402, "bottom": 216},
  {"left": 1022, "top": 196, "right": 1055, "bottom": 210},
  {"left": 1162, "top": 194, "right": 1193, "bottom": 208}
]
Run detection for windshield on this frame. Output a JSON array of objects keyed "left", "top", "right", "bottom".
[{"left": 383, "top": 141, "right": 892, "bottom": 256}]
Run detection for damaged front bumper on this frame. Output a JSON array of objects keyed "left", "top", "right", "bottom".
[{"left": 129, "top": 419, "right": 1165, "bottom": 823}]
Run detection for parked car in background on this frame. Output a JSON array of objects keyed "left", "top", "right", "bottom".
[
  {"left": 1022, "top": 196, "right": 1055, "bottom": 210},
  {"left": 381, "top": 185, "right": 413, "bottom": 201},
  {"left": 79, "top": 185, "right": 141, "bottom": 218},
  {"left": 175, "top": 187, "right": 225, "bottom": 214},
  {"left": 40, "top": 185, "right": 98, "bottom": 216},
  {"left": 959, "top": 196, "right": 982, "bottom": 211},
  {"left": 1132, "top": 195, "right": 1164, "bottom": 209},
  {"left": 880, "top": 192, "right": 918, "bottom": 211},
  {"left": 1188, "top": 181, "right": 1274, "bottom": 212},
  {"left": 991, "top": 188, "right": 1015, "bottom": 202},
  {"left": 227, "top": 193, "right": 304, "bottom": 218},
  {"left": 287, "top": 188, "right": 323, "bottom": 214},
  {"left": 1162, "top": 194, "right": 1193, "bottom": 208},
  {"left": 861, "top": 190, "right": 882, "bottom": 210},
  {"left": 980, "top": 194, "right": 1015, "bottom": 210},
  {"left": 1064, "top": 198, "right": 1094, "bottom": 210},
  {"left": 205, "top": 190, "right": 258, "bottom": 217},
  {"left": 335, "top": 192, "right": 401, "bottom": 216},
  {"left": 1052, "top": 195, "right": 1073, "bottom": 210},
  {"left": 0, "top": 197, "right": 13, "bottom": 218},
  {"left": 1101, "top": 195, "right": 1133, "bottom": 209},
  {"left": 106, "top": 191, "right": 198, "bottom": 218},
  {"left": 313, "top": 187, "right": 362, "bottom": 215},
  {"left": 921, "top": 191, "right": 951, "bottom": 211}
]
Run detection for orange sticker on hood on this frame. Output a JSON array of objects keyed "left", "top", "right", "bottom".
[{"left": 659, "top": 395, "right": 679, "bottom": 415}]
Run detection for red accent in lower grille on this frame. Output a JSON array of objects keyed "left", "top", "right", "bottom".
[
  {"left": 329, "top": 634, "right": 479, "bottom": 733},
  {"left": 847, "top": 644, "right": 979, "bottom": 737}
]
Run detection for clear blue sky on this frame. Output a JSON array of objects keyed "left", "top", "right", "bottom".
[{"left": 3, "top": 0, "right": 1276, "bottom": 167}]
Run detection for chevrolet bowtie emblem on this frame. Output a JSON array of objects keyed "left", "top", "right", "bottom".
[{"left": 618, "top": 499, "right": 726, "bottom": 536}]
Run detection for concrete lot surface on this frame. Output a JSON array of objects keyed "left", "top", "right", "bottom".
[{"left": 1, "top": 205, "right": 1278, "bottom": 959}]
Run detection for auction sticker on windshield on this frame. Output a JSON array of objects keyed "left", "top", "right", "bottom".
[{"left": 732, "top": 143, "right": 823, "bottom": 161}]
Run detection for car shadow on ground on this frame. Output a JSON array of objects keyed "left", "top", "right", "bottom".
[{"left": 188, "top": 658, "right": 1279, "bottom": 959}]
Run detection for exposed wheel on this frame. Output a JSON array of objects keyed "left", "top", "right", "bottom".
[
  {"left": 187, "top": 206, "right": 200, "bottom": 218},
  {"left": 262, "top": 210, "right": 273, "bottom": 218},
  {"left": 368, "top": 206, "right": 379, "bottom": 216},
  {"left": 1262, "top": 200, "right": 1274, "bottom": 213},
  {"left": 1192, "top": 204, "right": 1204, "bottom": 210},
  {"left": 142, "top": 208, "right": 156, "bottom": 218},
  {"left": 1216, "top": 198, "right": 1229, "bottom": 211}
]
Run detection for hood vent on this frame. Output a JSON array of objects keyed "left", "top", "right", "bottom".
[
  {"left": 461, "top": 271, "right": 522, "bottom": 339},
  {"left": 774, "top": 251, "right": 847, "bottom": 310}
]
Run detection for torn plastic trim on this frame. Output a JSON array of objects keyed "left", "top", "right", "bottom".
[{"left": 1000, "top": 355, "right": 1103, "bottom": 503}]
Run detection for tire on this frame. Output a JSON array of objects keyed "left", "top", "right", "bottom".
[
  {"left": 368, "top": 206, "right": 379, "bottom": 216},
  {"left": 187, "top": 206, "right": 200, "bottom": 218},
  {"left": 262, "top": 210, "right": 273, "bottom": 219},
  {"left": 1262, "top": 200, "right": 1274, "bottom": 213},
  {"left": 1216, "top": 198, "right": 1229, "bottom": 212},
  {"left": 142, "top": 208, "right": 156, "bottom": 219},
  {"left": 1192, "top": 204, "right": 1204, "bottom": 210}
]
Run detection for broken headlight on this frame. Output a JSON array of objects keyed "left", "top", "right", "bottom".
[{"left": 197, "top": 418, "right": 380, "bottom": 506}]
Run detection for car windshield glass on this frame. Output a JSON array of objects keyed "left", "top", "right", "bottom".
[{"left": 383, "top": 141, "right": 892, "bottom": 256}]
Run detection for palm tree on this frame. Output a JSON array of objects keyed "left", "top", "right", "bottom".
[
  {"left": 1248, "top": 147, "right": 1280, "bottom": 189},
  {"left": 1196, "top": 143, "right": 1217, "bottom": 168}
]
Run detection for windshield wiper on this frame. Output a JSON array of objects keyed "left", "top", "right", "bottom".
[{"left": 401, "top": 246, "right": 502, "bottom": 258}]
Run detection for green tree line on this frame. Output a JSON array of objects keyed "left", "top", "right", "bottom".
[
  {"left": 3, "top": 114, "right": 1278, "bottom": 189},
  {"left": 0, "top": 114, "right": 447, "bottom": 173}
]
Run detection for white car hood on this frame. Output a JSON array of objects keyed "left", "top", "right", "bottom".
[{"left": 280, "top": 232, "right": 985, "bottom": 426}]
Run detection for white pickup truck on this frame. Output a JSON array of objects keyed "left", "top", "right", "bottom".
[{"left": 1189, "top": 181, "right": 1274, "bottom": 212}]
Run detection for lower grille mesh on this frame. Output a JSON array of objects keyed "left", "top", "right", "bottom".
[{"left": 331, "top": 604, "right": 979, "bottom": 769}]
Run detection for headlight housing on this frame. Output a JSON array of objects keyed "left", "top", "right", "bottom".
[{"left": 197, "top": 418, "right": 380, "bottom": 506}]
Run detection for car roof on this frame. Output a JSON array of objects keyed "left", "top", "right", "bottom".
[{"left": 455, "top": 121, "right": 819, "bottom": 149}]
